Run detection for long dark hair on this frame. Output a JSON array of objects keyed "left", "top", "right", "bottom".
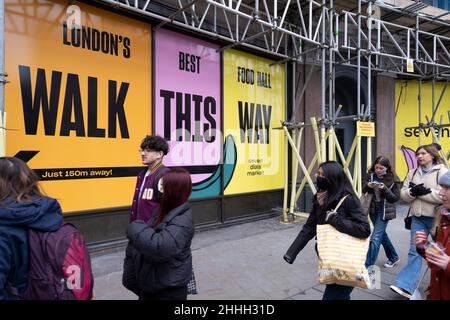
[
  {"left": 0, "top": 157, "right": 45, "bottom": 203},
  {"left": 155, "top": 168, "right": 192, "bottom": 226},
  {"left": 369, "top": 155, "right": 394, "bottom": 175},
  {"left": 319, "top": 161, "right": 356, "bottom": 208}
]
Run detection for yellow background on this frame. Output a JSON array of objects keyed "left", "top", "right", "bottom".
[
  {"left": 223, "top": 49, "right": 285, "bottom": 195},
  {"left": 5, "top": 0, "right": 152, "bottom": 212},
  {"left": 395, "top": 80, "right": 450, "bottom": 179}
]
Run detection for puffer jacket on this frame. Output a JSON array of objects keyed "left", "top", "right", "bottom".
[
  {"left": 0, "top": 197, "right": 63, "bottom": 300},
  {"left": 362, "top": 172, "right": 401, "bottom": 221},
  {"left": 400, "top": 164, "right": 448, "bottom": 218},
  {"left": 122, "top": 202, "right": 194, "bottom": 296}
]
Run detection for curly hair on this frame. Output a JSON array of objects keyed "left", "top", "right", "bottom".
[{"left": 140, "top": 135, "right": 169, "bottom": 155}]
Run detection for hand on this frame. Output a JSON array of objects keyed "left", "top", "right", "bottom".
[
  {"left": 376, "top": 183, "right": 385, "bottom": 190},
  {"left": 425, "top": 251, "right": 450, "bottom": 271},
  {"left": 414, "top": 230, "right": 428, "bottom": 248},
  {"left": 325, "top": 210, "right": 337, "bottom": 223},
  {"left": 410, "top": 183, "right": 431, "bottom": 197},
  {"left": 368, "top": 182, "right": 375, "bottom": 189}
]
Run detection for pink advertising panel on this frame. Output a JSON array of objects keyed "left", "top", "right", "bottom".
[{"left": 154, "top": 29, "right": 221, "bottom": 198}]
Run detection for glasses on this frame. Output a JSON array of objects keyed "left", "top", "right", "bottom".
[{"left": 139, "top": 148, "right": 159, "bottom": 154}]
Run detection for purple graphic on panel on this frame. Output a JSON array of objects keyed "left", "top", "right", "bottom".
[{"left": 154, "top": 29, "right": 221, "bottom": 190}]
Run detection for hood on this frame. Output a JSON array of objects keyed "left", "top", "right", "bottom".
[{"left": 0, "top": 196, "right": 63, "bottom": 232}]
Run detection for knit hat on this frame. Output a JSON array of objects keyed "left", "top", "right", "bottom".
[{"left": 438, "top": 170, "right": 450, "bottom": 187}]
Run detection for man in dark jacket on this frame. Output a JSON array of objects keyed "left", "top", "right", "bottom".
[{"left": 0, "top": 197, "right": 63, "bottom": 300}]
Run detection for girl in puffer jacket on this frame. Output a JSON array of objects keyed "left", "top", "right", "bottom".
[{"left": 123, "top": 168, "right": 194, "bottom": 300}]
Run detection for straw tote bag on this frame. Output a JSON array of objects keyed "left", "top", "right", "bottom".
[{"left": 316, "top": 195, "right": 372, "bottom": 289}]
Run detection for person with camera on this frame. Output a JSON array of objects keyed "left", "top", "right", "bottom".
[
  {"left": 362, "top": 156, "right": 402, "bottom": 269},
  {"left": 390, "top": 144, "right": 448, "bottom": 299},
  {"left": 414, "top": 170, "right": 450, "bottom": 300}
]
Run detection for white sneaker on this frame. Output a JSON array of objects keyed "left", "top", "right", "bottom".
[
  {"left": 383, "top": 259, "right": 400, "bottom": 268},
  {"left": 390, "top": 285, "right": 412, "bottom": 299}
]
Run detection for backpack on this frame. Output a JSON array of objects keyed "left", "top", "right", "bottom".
[{"left": 20, "top": 222, "right": 94, "bottom": 300}]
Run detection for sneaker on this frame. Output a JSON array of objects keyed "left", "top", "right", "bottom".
[
  {"left": 390, "top": 285, "right": 412, "bottom": 299},
  {"left": 383, "top": 259, "right": 400, "bottom": 268}
]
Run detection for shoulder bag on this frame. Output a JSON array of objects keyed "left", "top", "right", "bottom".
[{"left": 316, "top": 195, "right": 372, "bottom": 289}]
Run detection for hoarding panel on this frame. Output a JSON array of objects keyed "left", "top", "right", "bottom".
[
  {"left": 223, "top": 50, "right": 285, "bottom": 195},
  {"left": 395, "top": 80, "right": 450, "bottom": 179},
  {"left": 154, "top": 29, "right": 221, "bottom": 199},
  {"left": 5, "top": 0, "right": 152, "bottom": 212}
]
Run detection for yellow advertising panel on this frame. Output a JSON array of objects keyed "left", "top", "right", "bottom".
[
  {"left": 395, "top": 80, "right": 450, "bottom": 179},
  {"left": 5, "top": 0, "right": 152, "bottom": 212},
  {"left": 223, "top": 49, "right": 285, "bottom": 195},
  {"left": 356, "top": 121, "right": 375, "bottom": 137}
]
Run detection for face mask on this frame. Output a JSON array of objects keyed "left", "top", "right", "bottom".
[{"left": 316, "top": 176, "right": 329, "bottom": 190}]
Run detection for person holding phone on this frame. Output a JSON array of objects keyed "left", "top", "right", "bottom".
[{"left": 362, "top": 156, "right": 402, "bottom": 269}]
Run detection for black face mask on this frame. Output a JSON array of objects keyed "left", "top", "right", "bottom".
[{"left": 316, "top": 176, "right": 329, "bottom": 190}]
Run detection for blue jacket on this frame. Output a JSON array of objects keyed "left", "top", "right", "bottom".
[{"left": 0, "top": 197, "right": 63, "bottom": 300}]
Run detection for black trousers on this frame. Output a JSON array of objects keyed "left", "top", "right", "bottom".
[{"left": 139, "top": 286, "right": 187, "bottom": 300}]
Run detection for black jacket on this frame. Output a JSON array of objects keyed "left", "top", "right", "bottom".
[
  {"left": 284, "top": 194, "right": 370, "bottom": 264},
  {"left": 122, "top": 202, "right": 194, "bottom": 296},
  {"left": 362, "top": 172, "right": 401, "bottom": 221}
]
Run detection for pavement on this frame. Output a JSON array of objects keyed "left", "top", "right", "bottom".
[{"left": 91, "top": 203, "right": 430, "bottom": 300}]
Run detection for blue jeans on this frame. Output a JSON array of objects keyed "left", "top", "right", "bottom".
[
  {"left": 322, "top": 284, "right": 354, "bottom": 300},
  {"left": 395, "top": 215, "right": 434, "bottom": 294},
  {"left": 381, "top": 232, "right": 399, "bottom": 263},
  {"left": 365, "top": 202, "right": 399, "bottom": 267}
]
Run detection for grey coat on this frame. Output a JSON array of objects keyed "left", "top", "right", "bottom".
[
  {"left": 122, "top": 202, "right": 194, "bottom": 296},
  {"left": 362, "top": 172, "right": 401, "bottom": 221}
]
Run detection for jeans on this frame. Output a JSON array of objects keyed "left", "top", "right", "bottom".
[
  {"left": 395, "top": 215, "right": 434, "bottom": 294},
  {"left": 365, "top": 202, "right": 399, "bottom": 267},
  {"left": 381, "top": 232, "right": 399, "bottom": 263},
  {"left": 322, "top": 284, "right": 354, "bottom": 300}
]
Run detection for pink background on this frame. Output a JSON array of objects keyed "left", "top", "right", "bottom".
[{"left": 154, "top": 29, "right": 221, "bottom": 183}]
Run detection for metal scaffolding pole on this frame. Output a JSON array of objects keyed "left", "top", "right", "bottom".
[
  {"left": 328, "top": 0, "right": 335, "bottom": 161},
  {"left": 366, "top": 0, "right": 373, "bottom": 170},
  {"left": 357, "top": 0, "right": 361, "bottom": 117},
  {"left": 419, "top": 78, "right": 422, "bottom": 146},
  {"left": 320, "top": 0, "right": 326, "bottom": 162}
]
